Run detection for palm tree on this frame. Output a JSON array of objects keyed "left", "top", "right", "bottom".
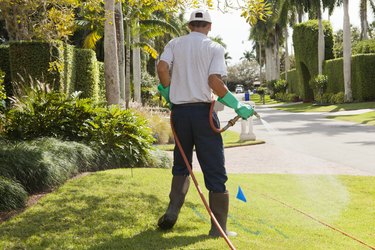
[
  {"left": 104, "top": 0, "right": 120, "bottom": 105},
  {"left": 360, "top": 0, "right": 375, "bottom": 40},
  {"left": 343, "top": 0, "right": 352, "bottom": 102},
  {"left": 224, "top": 52, "right": 232, "bottom": 66},
  {"left": 240, "top": 50, "right": 256, "bottom": 62}
]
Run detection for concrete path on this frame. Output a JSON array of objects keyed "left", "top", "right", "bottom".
[{"left": 180, "top": 102, "right": 375, "bottom": 176}]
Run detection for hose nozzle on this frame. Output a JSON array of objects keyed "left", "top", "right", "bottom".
[{"left": 253, "top": 110, "right": 261, "bottom": 119}]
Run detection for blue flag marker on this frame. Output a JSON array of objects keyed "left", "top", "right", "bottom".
[{"left": 236, "top": 186, "right": 247, "bottom": 202}]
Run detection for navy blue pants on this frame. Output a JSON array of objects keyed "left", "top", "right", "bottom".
[{"left": 171, "top": 103, "right": 227, "bottom": 193}]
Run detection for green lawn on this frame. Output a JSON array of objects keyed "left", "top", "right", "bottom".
[
  {"left": 157, "top": 130, "right": 264, "bottom": 151},
  {"left": 276, "top": 101, "right": 375, "bottom": 113},
  {"left": 327, "top": 111, "right": 375, "bottom": 126},
  {"left": 1, "top": 168, "right": 374, "bottom": 249}
]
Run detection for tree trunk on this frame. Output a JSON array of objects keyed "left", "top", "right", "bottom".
[
  {"left": 285, "top": 26, "right": 289, "bottom": 82},
  {"left": 360, "top": 0, "right": 369, "bottom": 40},
  {"left": 104, "top": 0, "right": 120, "bottom": 105},
  {"left": 259, "top": 42, "right": 262, "bottom": 83},
  {"left": 343, "top": 0, "right": 353, "bottom": 102},
  {"left": 132, "top": 18, "right": 142, "bottom": 103},
  {"left": 115, "top": 1, "right": 126, "bottom": 102},
  {"left": 125, "top": 21, "right": 131, "bottom": 108},
  {"left": 317, "top": 5, "right": 325, "bottom": 75}
]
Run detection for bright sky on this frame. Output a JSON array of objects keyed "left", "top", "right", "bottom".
[{"left": 194, "top": 2, "right": 375, "bottom": 65}]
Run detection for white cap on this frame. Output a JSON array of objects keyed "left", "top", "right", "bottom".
[{"left": 188, "top": 9, "right": 212, "bottom": 23}]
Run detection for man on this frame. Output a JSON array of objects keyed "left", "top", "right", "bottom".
[{"left": 157, "top": 9, "right": 254, "bottom": 237}]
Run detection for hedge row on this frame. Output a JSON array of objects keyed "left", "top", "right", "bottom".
[
  {"left": 0, "top": 45, "right": 12, "bottom": 97},
  {"left": 281, "top": 69, "right": 300, "bottom": 97},
  {"left": 0, "top": 41, "right": 104, "bottom": 100},
  {"left": 293, "top": 20, "right": 334, "bottom": 101},
  {"left": 323, "top": 53, "right": 375, "bottom": 101}
]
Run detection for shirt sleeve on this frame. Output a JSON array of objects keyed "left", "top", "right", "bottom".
[
  {"left": 159, "top": 40, "right": 174, "bottom": 68},
  {"left": 208, "top": 44, "right": 227, "bottom": 77}
]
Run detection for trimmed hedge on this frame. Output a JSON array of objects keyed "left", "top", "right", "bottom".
[
  {"left": 281, "top": 69, "right": 300, "bottom": 97},
  {"left": 9, "top": 41, "right": 65, "bottom": 91},
  {"left": 63, "top": 44, "right": 76, "bottom": 95},
  {"left": 0, "top": 138, "right": 97, "bottom": 194},
  {"left": 323, "top": 53, "right": 375, "bottom": 101},
  {"left": 0, "top": 45, "right": 12, "bottom": 97},
  {"left": 97, "top": 61, "right": 106, "bottom": 102},
  {"left": 74, "top": 48, "right": 99, "bottom": 100},
  {"left": 293, "top": 20, "right": 334, "bottom": 101},
  {"left": 0, "top": 176, "right": 28, "bottom": 212}
]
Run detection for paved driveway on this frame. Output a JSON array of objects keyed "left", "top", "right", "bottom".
[{"left": 217, "top": 103, "right": 375, "bottom": 176}]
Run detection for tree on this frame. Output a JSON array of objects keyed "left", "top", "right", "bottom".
[
  {"left": 343, "top": 0, "right": 352, "bottom": 102},
  {"left": 0, "top": 0, "right": 78, "bottom": 41},
  {"left": 104, "top": 0, "right": 120, "bottom": 105},
  {"left": 115, "top": 1, "right": 126, "bottom": 102}
]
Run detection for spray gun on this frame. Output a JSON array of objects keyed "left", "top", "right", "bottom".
[{"left": 220, "top": 110, "right": 261, "bottom": 132}]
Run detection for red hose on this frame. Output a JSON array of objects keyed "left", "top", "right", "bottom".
[{"left": 170, "top": 104, "right": 236, "bottom": 250}]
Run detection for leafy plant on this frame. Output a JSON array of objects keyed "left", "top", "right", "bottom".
[
  {"left": 309, "top": 74, "right": 328, "bottom": 103},
  {"left": 4, "top": 80, "right": 155, "bottom": 168},
  {"left": 0, "top": 176, "right": 28, "bottom": 212}
]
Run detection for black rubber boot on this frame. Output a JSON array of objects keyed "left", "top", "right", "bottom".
[
  {"left": 158, "top": 175, "right": 190, "bottom": 230},
  {"left": 208, "top": 191, "right": 237, "bottom": 237}
]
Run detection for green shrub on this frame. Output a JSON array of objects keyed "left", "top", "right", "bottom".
[
  {"left": 0, "top": 176, "right": 28, "bottom": 212},
  {"left": 274, "top": 79, "right": 288, "bottom": 93},
  {"left": 352, "top": 39, "right": 375, "bottom": 55},
  {"left": 309, "top": 74, "right": 328, "bottom": 102},
  {"left": 141, "top": 71, "right": 158, "bottom": 106},
  {"left": 9, "top": 41, "right": 65, "bottom": 91},
  {"left": 323, "top": 53, "right": 375, "bottom": 101},
  {"left": 4, "top": 81, "right": 155, "bottom": 169},
  {"left": 293, "top": 20, "right": 334, "bottom": 101},
  {"left": 0, "top": 138, "right": 97, "bottom": 193},
  {"left": 74, "top": 48, "right": 99, "bottom": 100},
  {"left": 97, "top": 61, "right": 106, "bottom": 102},
  {"left": 330, "top": 92, "right": 345, "bottom": 104},
  {"left": 275, "top": 92, "right": 299, "bottom": 102},
  {"left": 0, "top": 45, "right": 11, "bottom": 98},
  {"left": 144, "top": 148, "right": 172, "bottom": 169}
]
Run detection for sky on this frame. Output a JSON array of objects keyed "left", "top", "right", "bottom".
[{"left": 191, "top": 2, "right": 375, "bottom": 65}]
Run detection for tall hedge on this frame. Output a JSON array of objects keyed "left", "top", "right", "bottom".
[
  {"left": 74, "top": 48, "right": 99, "bottom": 100},
  {"left": 63, "top": 44, "right": 76, "bottom": 95},
  {"left": 0, "top": 45, "right": 12, "bottom": 97},
  {"left": 9, "top": 41, "right": 65, "bottom": 91},
  {"left": 281, "top": 69, "right": 300, "bottom": 96},
  {"left": 323, "top": 53, "right": 375, "bottom": 101},
  {"left": 97, "top": 61, "right": 106, "bottom": 102},
  {"left": 293, "top": 20, "right": 334, "bottom": 101}
]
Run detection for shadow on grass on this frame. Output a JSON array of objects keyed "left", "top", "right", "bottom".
[{"left": 89, "top": 229, "right": 208, "bottom": 250}]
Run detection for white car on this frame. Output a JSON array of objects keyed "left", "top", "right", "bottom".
[{"left": 235, "top": 86, "right": 244, "bottom": 93}]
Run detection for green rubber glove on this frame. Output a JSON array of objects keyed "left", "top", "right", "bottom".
[
  {"left": 218, "top": 91, "right": 254, "bottom": 119},
  {"left": 157, "top": 83, "right": 172, "bottom": 109},
  {"left": 157, "top": 83, "right": 170, "bottom": 103}
]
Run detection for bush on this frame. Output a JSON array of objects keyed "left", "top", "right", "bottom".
[
  {"left": 274, "top": 79, "right": 288, "bottom": 94},
  {"left": 352, "top": 39, "right": 375, "bottom": 55},
  {"left": 275, "top": 92, "right": 299, "bottom": 102},
  {"left": 0, "top": 138, "right": 97, "bottom": 193},
  {"left": 141, "top": 71, "right": 158, "bottom": 106},
  {"left": 4, "top": 80, "right": 155, "bottom": 169},
  {"left": 330, "top": 92, "right": 345, "bottom": 104},
  {"left": 0, "top": 176, "right": 28, "bottom": 212},
  {"left": 309, "top": 74, "right": 328, "bottom": 102},
  {"left": 74, "top": 48, "right": 99, "bottom": 100}
]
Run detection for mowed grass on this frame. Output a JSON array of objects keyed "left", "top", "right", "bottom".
[
  {"left": 328, "top": 111, "right": 375, "bottom": 126},
  {"left": 157, "top": 130, "right": 264, "bottom": 151},
  {"left": 0, "top": 168, "right": 374, "bottom": 250},
  {"left": 276, "top": 101, "right": 375, "bottom": 113}
]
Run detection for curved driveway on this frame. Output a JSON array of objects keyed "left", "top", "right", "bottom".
[{"left": 218, "top": 103, "right": 375, "bottom": 176}]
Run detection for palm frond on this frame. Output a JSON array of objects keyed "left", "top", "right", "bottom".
[
  {"left": 140, "top": 19, "right": 180, "bottom": 37},
  {"left": 134, "top": 42, "right": 159, "bottom": 59},
  {"left": 83, "top": 31, "right": 102, "bottom": 49}
]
